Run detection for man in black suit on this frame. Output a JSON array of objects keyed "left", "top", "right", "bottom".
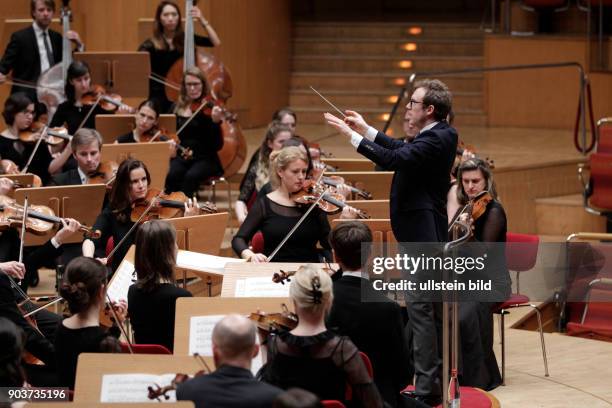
[
  {"left": 0, "top": 0, "right": 83, "bottom": 103},
  {"left": 177, "top": 314, "right": 282, "bottom": 408},
  {"left": 325, "top": 79, "right": 457, "bottom": 406},
  {"left": 327, "top": 221, "right": 412, "bottom": 408},
  {"left": 50, "top": 128, "right": 103, "bottom": 186}
]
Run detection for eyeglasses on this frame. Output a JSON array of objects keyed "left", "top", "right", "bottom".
[
  {"left": 407, "top": 99, "right": 426, "bottom": 109},
  {"left": 185, "top": 82, "right": 202, "bottom": 88},
  {"left": 20, "top": 109, "right": 35, "bottom": 115}
]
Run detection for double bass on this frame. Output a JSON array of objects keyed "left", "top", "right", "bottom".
[{"left": 164, "top": 0, "right": 246, "bottom": 178}]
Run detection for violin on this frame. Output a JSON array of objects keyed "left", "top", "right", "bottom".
[
  {"left": 320, "top": 175, "right": 372, "bottom": 200},
  {"left": 130, "top": 188, "right": 217, "bottom": 222},
  {"left": 0, "top": 195, "right": 100, "bottom": 238},
  {"left": 142, "top": 126, "right": 193, "bottom": 160},
  {"left": 87, "top": 160, "right": 119, "bottom": 187},
  {"left": 147, "top": 354, "right": 211, "bottom": 401},
  {"left": 248, "top": 303, "right": 298, "bottom": 333},
  {"left": 471, "top": 191, "right": 493, "bottom": 222},
  {"left": 457, "top": 140, "right": 495, "bottom": 169},
  {"left": 19, "top": 123, "right": 72, "bottom": 146},
  {"left": 292, "top": 180, "right": 370, "bottom": 219},
  {"left": 80, "top": 84, "right": 135, "bottom": 113}
]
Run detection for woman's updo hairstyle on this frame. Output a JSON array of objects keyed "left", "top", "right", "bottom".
[
  {"left": 269, "top": 146, "right": 307, "bottom": 189},
  {"left": 289, "top": 264, "right": 333, "bottom": 314},
  {"left": 59, "top": 257, "right": 107, "bottom": 315}
]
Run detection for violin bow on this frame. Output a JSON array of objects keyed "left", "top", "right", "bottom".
[
  {"left": 18, "top": 196, "right": 28, "bottom": 266},
  {"left": 175, "top": 99, "right": 212, "bottom": 137},
  {"left": 75, "top": 94, "right": 103, "bottom": 133},
  {"left": 105, "top": 192, "right": 161, "bottom": 262},
  {"left": 148, "top": 73, "right": 181, "bottom": 91},
  {"left": 21, "top": 126, "right": 48, "bottom": 174},
  {"left": 267, "top": 187, "right": 329, "bottom": 262}
]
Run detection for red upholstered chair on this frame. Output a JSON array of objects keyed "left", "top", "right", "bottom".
[
  {"left": 321, "top": 401, "right": 346, "bottom": 408},
  {"left": 120, "top": 342, "right": 172, "bottom": 354},
  {"left": 596, "top": 118, "right": 612, "bottom": 153},
  {"left": 579, "top": 152, "right": 612, "bottom": 215},
  {"left": 492, "top": 232, "right": 549, "bottom": 385},
  {"left": 345, "top": 352, "right": 374, "bottom": 401},
  {"left": 250, "top": 231, "right": 264, "bottom": 254},
  {"left": 401, "top": 385, "right": 497, "bottom": 407},
  {"left": 566, "top": 279, "right": 612, "bottom": 340}
]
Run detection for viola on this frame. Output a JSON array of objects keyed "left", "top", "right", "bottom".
[
  {"left": 248, "top": 304, "right": 298, "bottom": 333},
  {"left": 87, "top": 160, "right": 119, "bottom": 187},
  {"left": 130, "top": 188, "right": 217, "bottom": 222},
  {"left": 142, "top": 127, "right": 193, "bottom": 160},
  {"left": 0, "top": 195, "right": 100, "bottom": 238},
  {"left": 292, "top": 180, "right": 370, "bottom": 219},
  {"left": 19, "top": 123, "right": 72, "bottom": 146},
  {"left": 80, "top": 84, "right": 135, "bottom": 113}
]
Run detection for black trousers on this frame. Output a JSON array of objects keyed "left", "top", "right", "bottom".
[{"left": 165, "top": 157, "right": 221, "bottom": 198}]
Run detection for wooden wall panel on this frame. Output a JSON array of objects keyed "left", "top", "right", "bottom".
[
  {"left": 0, "top": 0, "right": 290, "bottom": 128},
  {"left": 485, "top": 35, "right": 588, "bottom": 130}
]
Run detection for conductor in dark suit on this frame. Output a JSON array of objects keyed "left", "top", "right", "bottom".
[
  {"left": 325, "top": 79, "right": 457, "bottom": 406},
  {"left": 327, "top": 221, "right": 412, "bottom": 408},
  {"left": 177, "top": 314, "right": 283, "bottom": 408},
  {"left": 50, "top": 128, "right": 103, "bottom": 186},
  {"left": 0, "top": 0, "right": 83, "bottom": 103}
]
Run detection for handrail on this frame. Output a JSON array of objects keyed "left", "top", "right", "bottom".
[
  {"left": 566, "top": 232, "right": 612, "bottom": 242},
  {"left": 383, "top": 62, "right": 589, "bottom": 155}
]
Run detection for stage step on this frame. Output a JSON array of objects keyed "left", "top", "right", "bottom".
[
  {"left": 291, "top": 72, "right": 484, "bottom": 93},
  {"left": 293, "top": 22, "right": 483, "bottom": 39},
  {"left": 293, "top": 37, "right": 484, "bottom": 57},
  {"left": 292, "top": 54, "right": 483, "bottom": 73},
  {"left": 535, "top": 194, "right": 606, "bottom": 236}
]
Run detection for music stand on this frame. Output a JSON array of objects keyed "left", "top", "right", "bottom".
[
  {"left": 327, "top": 199, "right": 390, "bottom": 221},
  {"left": 14, "top": 184, "right": 106, "bottom": 246},
  {"left": 323, "top": 171, "right": 393, "bottom": 200},
  {"left": 166, "top": 213, "right": 229, "bottom": 255},
  {"left": 101, "top": 142, "right": 171, "bottom": 191},
  {"left": 96, "top": 114, "right": 177, "bottom": 144},
  {"left": 173, "top": 297, "right": 292, "bottom": 354}
]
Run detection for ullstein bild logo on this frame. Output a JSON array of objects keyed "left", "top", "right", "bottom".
[{"left": 371, "top": 253, "right": 487, "bottom": 275}]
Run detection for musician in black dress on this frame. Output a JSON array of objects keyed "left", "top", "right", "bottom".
[
  {"left": 139, "top": 0, "right": 221, "bottom": 113},
  {"left": 55, "top": 257, "right": 123, "bottom": 389},
  {"left": 452, "top": 158, "right": 511, "bottom": 390},
  {"left": 231, "top": 147, "right": 331, "bottom": 263},
  {"left": 261, "top": 264, "right": 383, "bottom": 407},
  {"left": 164, "top": 67, "right": 224, "bottom": 198},
  {"left": 0, "top": 92, "right": 66, "bottom": 184},
  {"left": 128, "top": 220, "right": 192, "bottom": 352},
  {"left": 87, "top": 158, "right": 199, "bottom": 272}
]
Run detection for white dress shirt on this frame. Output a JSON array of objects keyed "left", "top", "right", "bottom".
[{"left": 32, "top": 22, "right": 54, "bottom": 73}]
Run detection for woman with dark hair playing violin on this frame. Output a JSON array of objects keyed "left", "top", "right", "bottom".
[
  {"left": 87, "top": 158, "right": 199, "bottom": 272},
  {"left": 164, "top": 67, "right": 224, "bottom": 198},
  {"left": 451, "top": 157, "right": 511, "bottom": 391},
  {"left": 128, "top": 220, "right": 192, "bottom": 352},
  {"left": 139, "top": 0, "right": 221, "bottom": 113},
  {"left": 0, "top": 92, "right": 66, "bottom": 184}
]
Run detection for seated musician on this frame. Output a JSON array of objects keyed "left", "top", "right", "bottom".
[
  {"left": 260, "top": 264, "right": 383, "bottom": 407},
  {"left": 49, "top": 128, "right": 102, "bottom": 185},
  {"left": 231, "top": 146, "right": 333, "bottom": 263},
  {"left": 272, "top": 107, "right": 297, "bottom": 133},
  {"left": 115, "top": 99, "right": 177, "bottom": 161},
  {"left": 87, "top": 158, "right": 199, "bottom": 272},
  {"left": 139, "top": 0, "right": 221, "bottom": 113},
  {"left": 0, "top": 93, "right": 66, "bottom": 184},
  {"left": 327, "top": 221, "right": 412, "bottom": 408},
  {"left": 177, "top": 314, "right": 283, "bottom": 408},
  {"left": 164, "top": 67, "right": 224, "bottom": 198},
  {"left": 0, "top": 218, "right": 82, "bottom": 386},
  {"left": 235, "top": 122, "right": 292, "bottom": 224},
  {"left": 127, "top": 220, "right": 191, "bottom": 352},
  {"left": 451, "top": 158, "right": 511, "bottom": 391},
  {"left": 0, "top": 318, "right": 27, "bottom": 396},
  {"left": 55, "top": 257, "right": 123, "bottom": 389}
]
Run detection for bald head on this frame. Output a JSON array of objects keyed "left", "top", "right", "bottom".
[{"left": 212, "top": 314, "right": 257, "bottom": 362}]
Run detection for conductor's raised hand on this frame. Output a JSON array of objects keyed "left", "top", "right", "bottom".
[
  {"left": 324, "top": 112, "right": 352, "bottom": 138},
  {"left": 344, "top": 110, "right": 369, "bottom": 135}
]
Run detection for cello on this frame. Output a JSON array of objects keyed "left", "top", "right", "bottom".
[{"left": 164, "top": 0, "right": 246, "bottom": 178}]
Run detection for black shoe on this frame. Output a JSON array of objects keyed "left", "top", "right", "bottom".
[
  {"left": 29, "top": 269, "right": 40, "bottom": 287},
  {"left": 401, "top": 391, "right": 441, "bottom": 407}
]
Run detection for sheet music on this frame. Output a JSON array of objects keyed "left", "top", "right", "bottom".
[
  {"left": 234, "top": 277, "right": 290, "bottom": 297},
  {"left": 100, "top": 373, "right": 177, "bottom": 402},
  {"left": 188, "top": 314, "right": 264, "bottom": 376},
  {"left": 177, "top": 250, "right": 245, "bottom": 274},
  {"left": 106, "top": 260, "right": 134, "bottom": 303},
  {"left": 188, "top": 315, "right": 225, "bottom": 356}
]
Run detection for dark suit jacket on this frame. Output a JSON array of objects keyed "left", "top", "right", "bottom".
[
  {"left": 327, "top": 275, "right": 411, "bottom": 407},
  {"left": 0, "top": 25, "right": 62, "bottom": 100},
  {"left": 356, "top": 122, "right": 458, "bottom": 242},
  {"left": 49, "top": 169, "right": 82, "bottom": 186},
  {"left": 177, "top": 365, "right": 283, "bottom": 408}
]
